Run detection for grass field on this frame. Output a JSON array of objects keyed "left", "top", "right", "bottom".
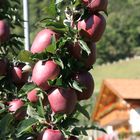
[{"left": 90, "top": 58, "right": 140, "bottom": 92}]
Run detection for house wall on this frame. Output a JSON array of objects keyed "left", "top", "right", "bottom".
[{"left": 129, "top": 108, "right": 140, "bottom": 133}]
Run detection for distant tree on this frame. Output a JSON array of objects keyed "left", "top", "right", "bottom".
[{"left": 96, "top": 0, "right": 140, "bottom": 64}]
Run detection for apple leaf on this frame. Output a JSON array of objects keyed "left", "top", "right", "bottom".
[
  {"left": 27, "top": 105, "right": 45, "bottom": 123},
  {"left": 0, "top": 113, "right": 14, "bottom": 137},
  {"left": 76, "top": 103, "right": 90, "bottom": 120},
  {"left": 16, "top": 118, "right": 38, "bottom": 137},
  {"left": 17, "top": 50, "right": 33, "bottom": 63},
  {"left": 0, "top": 76, "right": 5, "bottom": 80},
  {"left": 69, "top": 80, "right": 83, "bottom": 92},
  {"left": 61, "top": 117, "right": 79, "bottom": 128},
  {"left": 45, "top": 35, "right": 57, "bottom": 54},
  {"left": 18, "top": 83, "right": 36, "bottom": 97},
  {"left": 78, "top": 40, "right": 91, "bottom": 55},
  {"left": 72, "top": 125, "right": 106, "bottom": 136},
  {"left": 55, "top": 0, "right": 64, "bottom": 4},
  {"left": 43, "top": 0, "right": 57, "bottom": 18}
]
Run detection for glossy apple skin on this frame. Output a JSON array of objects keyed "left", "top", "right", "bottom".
[
  {"left": 0, "top": 58, "right": 8, "bottom": 76},
  {"left": 82, "top": 0, "right": 108, "bottom": 12},
  {"left": 8, "top": 99, "right": 26, "bottom": 120},
  {"left": 78, "top": 13, "right": 106, "bottom": 42},
  {"left": 0, "top": 20, "right": 10, "bottom": 43},
  {"left": 31, "top": 29, "right": 57, "bottom": 54},
  {"left": 74, "top": 71, "right": 94, "bottom": 100},
  {"left": 27, "top": 89, "right": 39, "bottom": 103},
  {"left": 8, "top": 99, "right": 24, "bottom": 112},
  {"left": 32, "top": 60, "right": 60, "bottom": 90},
  {"left": 37, "top": 129, "right": 65, "bottom": 140},
  {"left": 48, "top": 88, "right": 77, "bottom": 114},
  {"left": 67, "top": 42, "right": 96, "bottom": 69},
  {"left": 11, "top": 64, "right": 29, "bottom": 84},
  {"left": 27, "top": 89, "right": 48, "bottom": 105}
]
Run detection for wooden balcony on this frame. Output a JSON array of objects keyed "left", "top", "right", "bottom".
[{"left": 99, "top": 110, "right": 129, "bottom": 127}]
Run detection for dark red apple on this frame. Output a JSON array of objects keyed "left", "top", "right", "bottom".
[
  {"left": 67, "top": 42, "right": 81, "bottom": 60},
  {"left": 48, "top": 88, "right": 77, "bottom": 114},
  {"left": 32, "top": 60, "right": 60, "bottom": 90},
  {"left": 37, "top": 129, "right": 65, "bottom": 140},
  {"left": 74, "top": 71, "right": 94, "bottom": 100},
  {"left": 0, "top": 20, "right": 10, "bottom": 43},
  {"left": 84, "top": 42, "right": 96, "bottom": 68},
  {"left": 82, "top": 0, "right": 108, "bottom": 12},
  {"left": 11, "top": 64, "right": 29, "bottom": 84},
  {"left": 31, "top": 29, "right": 57, "bottom": 54},
  {"left": 78, "top": 13, "right": 106, "bottom": 42},
  {"left": 67, "top": 42, "right": 96, "bottom": 69},
  {"left": 0, "top": 58, "right": 8, "bottom": 76},
  {"left": 27, "top": 89, "right": 39, "bottom": 103}
]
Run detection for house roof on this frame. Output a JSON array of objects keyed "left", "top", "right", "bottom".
[
  {"left": 92, "top": 78, "right": 140, "bottom": 122},
  {"left": 103, "top": 79, "right": 140, "bottom": 99}
]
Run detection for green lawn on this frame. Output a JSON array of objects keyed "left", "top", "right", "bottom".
[{"left": 90, "top": 58, "right": 140, "bottom": 92}]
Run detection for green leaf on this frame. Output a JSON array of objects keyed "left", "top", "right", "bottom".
[
  {"left": 0, "top": 102, "right": 6, "bottom": 114},
  {"left": 78, "top": 40, "right": 91, "bottom": 55},
  {"left": 45, "top": 21, "right": 65, "bottom": 29},
  {"left": 17, "top": 118, "right": 38, "bottom": 137},
  {"left": 0, "top": 113, "right": 14, "bottom": 136},
  {"left": 76, "top": 103, "right": 90, "bottom": 120},
  {"left": 18, "top": 83, "right": 36, "bottom": 97},
  {"left": 61, "top": 117, "right": 79, "bottom": 128},
  {"left": 0, "top": 76, "right": 5, "bottom": 80},
  {"left": 55, "top": 0, "right": 64, "bottom": 4},
  {"left": 69, "top": 80, "right": 83, "bottom": 92},
  {"left": 27, "top": 105, "right": 45, "bottom": 123},
  {"left": 55, "top": 58, "right": 64, "bottom": 69},
  {"left": 17, "top": 50, "right": 33, "bottom": 63},
  {"left": 43, "top": 0, "right": 57, "bottom": 18},
  {"left": 45, "top": 35, "right": 57, "bottom": 54}
]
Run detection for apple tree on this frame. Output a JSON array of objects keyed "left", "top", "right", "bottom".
[{"left": 0, "top": 0, "right": 108, "bottom": 139}]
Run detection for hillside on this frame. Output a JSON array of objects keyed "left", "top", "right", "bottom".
[{"left": 91, "top": 58, "right": 140, "bottom": 92}]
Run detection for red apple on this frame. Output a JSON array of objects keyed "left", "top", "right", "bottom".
[
  {"left": 0, "top": 58, "right": 8, "bottom": 76},
  {"left": 67, "top": 42, "right": 96, "bottom": 69},
  {"left": 78, "top": 13, "right": 106, "bottom": 42},
  {"left": 67, "top": 42, "right": 81, "bottom": 60},
  {"left": 8, "top": 99, "right": 24, "bottom": 112},
  {"left": 0, "top": 20, "right": 10, "bottom": 43},
  {"left": 37, "top": 129, "right": 65, "bottom": 140},
  {"left": 82, "top": 0, "right": 108, "bottom": 12},
  {"left": 27, "top": 89, "right": 39, "bottom": 103},
  {"left": 8, "top": 99, "right": 26, "bottom": 120},
  {"left": 32, "top": 60, "right": 60, "bottom": 90},
  {"left": 84, "top": 42, "right": 96, "bottom": 68},
  {"left": 74, "top": 71, "right": 94, "bottom": 100},
  {"left": 27, "top": 89, "right": 48, "bottom": 105},
  {"left": 48, "top": 88, "right": 77, "bottom": 114},
  {"left": 31, "top": 29, "right": 57, "bottom": 54},
  {"left": 11, "top": 64, "right": 29, "bottom": 84}
]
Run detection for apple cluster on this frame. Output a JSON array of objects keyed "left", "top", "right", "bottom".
[
  {"left": 28, "top": 0, "right": 107, "bottom": 139},
  {"left": 0, "top": 0, "right": 108, "bottom": 139}
]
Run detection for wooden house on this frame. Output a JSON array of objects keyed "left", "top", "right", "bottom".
[{"left": 91, "top": 79, "right": 140, "bottom": 139}]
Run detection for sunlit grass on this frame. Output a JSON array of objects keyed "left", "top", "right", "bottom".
[{"left": 91, "top": 58, "right": 140, "bottom": 92}]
